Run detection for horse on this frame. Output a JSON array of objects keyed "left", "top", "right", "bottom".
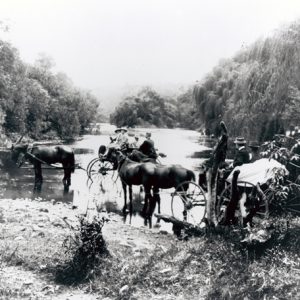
[
  {"left": 98, "top": 144, "right": 159, "bottom": 212},
  {"left": 11, "top": 143, "right": 75, "bottom": 192},
  {"left": 104, "top": 146, "right": 195, "bottom": 226},
  {"left": 128, "top": 149, "right": 158, "bottom": 163}
]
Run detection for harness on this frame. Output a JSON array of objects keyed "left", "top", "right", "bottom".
[
  {"left": 17, "top": 144, "right": 34, "bottom": 167},
  {"left": 117, "top": 156, "right": 127, "bottom": 171}
]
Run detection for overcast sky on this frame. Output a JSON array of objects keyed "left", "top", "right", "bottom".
[{"left": 1, "top": 0, "right": 300, "bottom": 96}]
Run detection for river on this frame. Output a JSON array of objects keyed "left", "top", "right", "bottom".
[{"left": 0, "top": 124, "right": 213, "bottom": 231}]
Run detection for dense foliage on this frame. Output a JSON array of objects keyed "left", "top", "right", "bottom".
[
  {"left": 110, "top": 87, "right": 199, "bottom": 129},
  {"left": 193, "top": 21, "right": 300, "bottom": 140},
  {"left": 0, "top": 39, "right": 99, "bottom": 140}
]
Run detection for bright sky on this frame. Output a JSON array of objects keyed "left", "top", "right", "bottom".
[{"left": 1, "top": 0, "right": 300, "bottom": 97}]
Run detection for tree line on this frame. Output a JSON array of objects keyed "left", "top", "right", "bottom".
[
  {"left": 193, "top": 21, "right": 300, "bottom": 141},
  {"left": 110, "top": 86, "right": 199, "bottom": 129},
  {"left": 0, "top": 39, "right": 99, "bottom": 140}
]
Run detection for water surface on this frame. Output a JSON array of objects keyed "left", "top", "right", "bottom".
[{"left": 0, "top": 124, "right": 212, "bottom": 231}]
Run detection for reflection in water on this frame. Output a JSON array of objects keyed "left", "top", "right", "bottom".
[{"left": 0, "top": 125, "right": 211, "bottom": 232}]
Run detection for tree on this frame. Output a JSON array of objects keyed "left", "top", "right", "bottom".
[
  {"left": 110, "top": 87, "right": 193, "bottom": 129},
  {"left": 0, "top": 36, "right": 100, "bottom": 139},
  {"left": 193, "top": 20, "right": 300, "bottom": 141}
]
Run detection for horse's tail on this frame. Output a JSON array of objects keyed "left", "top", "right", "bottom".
[
  {"left": 188, "top": 170, "right": 196, "bottom": 182},
  {"left": 70, "top": 152, "right": 75, "bottom": 173}
]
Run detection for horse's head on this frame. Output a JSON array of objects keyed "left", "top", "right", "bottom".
[
  {"left": 104, "top": 145, "right": 125, "bottom": 170},
  {"left": 11, "top": 143, "right": 28, "bottom": 163},
  {"left": 98, "top": 145, "right": 107, "bottom": 157},
  {"left": 11, "top": 136, "right": 28, "bottom": 163}
]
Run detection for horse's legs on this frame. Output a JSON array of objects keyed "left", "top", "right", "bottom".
[
  {"left": 129, "top": 185, "right": 133, "bottom": 213},
  {"left": 122, "top": 182, "right": 127, "bottom": 214},
  {"left": 62, "top": 169, "right": 67, "bottom": 186},
  {"left": 63, "top": 165, "right": 72, "bottom": 187},
  {"left": 182, "top": 183, "right": 190, "bottom": 221},
  {"left": 153, "top": 187, "right": 160, "bottom": 214},
  {"left": 144, "top": 185, "right": 155, "bottom": 228},
  {"left": 142, "top": 187, "right": 151, "bottom": 218},
  {"left": 153, "top": 187, "right": 161, "bottom": 223},
  {"left": 34, "top": 163, "right": 43, "bottom": 192}
]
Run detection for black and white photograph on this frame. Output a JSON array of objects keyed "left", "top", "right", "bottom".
[{"left": 0, "top": 0, "right": 300, "bottom": 299}]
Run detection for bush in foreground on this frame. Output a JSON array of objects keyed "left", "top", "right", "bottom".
[{"left": 55, "top": 215, "right": 109, "bottom": 285}]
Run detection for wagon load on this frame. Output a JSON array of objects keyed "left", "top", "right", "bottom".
[{"left": 226, "top": 158, "right": 288, "bottom": 186}]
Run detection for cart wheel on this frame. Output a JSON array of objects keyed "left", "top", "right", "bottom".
[
  {"left": 255, "top": 187, "right": 270, "bottom": 219},
  {"left": 86, "top": 157, "right": 99, "bottom": 180},
  {"left": 283, "top": 184, "right": 300, "bottom": 216},
  {"left": 216, "top": 181, "right": 268, "bottom": 224},
  {"left": 283, "top": 196, "right": 300, "bottom": 216},
  {"left": 171, "top": 181, "right": 206, "bottom": 225},
  {"left": 88, "top": 159, "right": 114, "bottom": 187}
]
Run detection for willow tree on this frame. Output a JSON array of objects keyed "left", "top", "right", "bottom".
[{"left": 193, "top": 20, "right": 300, "bottom": 141}]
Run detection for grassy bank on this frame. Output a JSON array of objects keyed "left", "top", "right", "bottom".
[{"left": 0, "top": 198, "right": 299, "bottom": 299}]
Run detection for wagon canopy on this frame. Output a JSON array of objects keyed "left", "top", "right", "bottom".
[{"left": 226, "top": 158, "right": 289, "bottom": 186}]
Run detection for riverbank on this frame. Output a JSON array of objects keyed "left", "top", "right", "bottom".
[
  {"left": 0, "top": 198, "right": 299, "bottom": 299},
  {"left": 0, "top": 197, "right": 182, "bottom": 299}
]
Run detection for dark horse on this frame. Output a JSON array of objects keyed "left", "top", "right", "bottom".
[
  {"left": 105, "top": 146, "right": 195, "bottom": 227},
  {"left": 11, "top": 143, "right": 75, "bottom": 192}
]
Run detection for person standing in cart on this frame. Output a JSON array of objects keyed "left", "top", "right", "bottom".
[{"left": 232, "top": 137, "right": 250, "bottom": 167}]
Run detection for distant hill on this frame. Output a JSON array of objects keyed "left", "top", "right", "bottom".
[{"left": 193, "top": 21, "right": 300, "bottom": 141}]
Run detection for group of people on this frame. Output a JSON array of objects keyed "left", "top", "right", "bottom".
[
  {"left": 112, "top": 127, "right": 261, "bottom": 171},
  {"left": 112, "top": 127, "right": 158, "bottom": 159},
  {"left": 199, "top": 136, "right": 261, "bottom": 191}
]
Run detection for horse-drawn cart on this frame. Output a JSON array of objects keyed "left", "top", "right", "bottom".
[
  {"left": 85, "top": 128, "right": 300, "bottom": 229},
  {"left": 86, "top": 144, "right": 208, "bottom": 225}
]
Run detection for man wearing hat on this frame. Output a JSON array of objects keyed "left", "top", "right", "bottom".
[
  {"left": 233, "top": 137, "right": 250, "bottom": 167},
  {"left": 138, "top": 132, "right": 158, "bottom": 159},
  {"left": 114, "top": 127, "right": 129, "bottom": 150},
  {"left": 132, "top": 134, "right": 142, "bottom": 148},
  {"left": 249, "top": 141, "right": 260, "bottom": 163}
]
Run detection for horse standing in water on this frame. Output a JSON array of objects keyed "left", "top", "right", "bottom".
[
  {"left": 104, "top": 146, "right": 195, "bottom": 227},
  {"left": 11, "top": 143, "right": 75, "bottom": 192}
]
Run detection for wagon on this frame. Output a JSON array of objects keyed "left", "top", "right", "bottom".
[
  {"left": 169, "top": 127, "right": 300, "bottom": 227},
  {"left": 215, "top": 158, "right": 300, "bottom": 226},
  {"left": 170, "top": 157, "right": 300, "bottom": 227}
]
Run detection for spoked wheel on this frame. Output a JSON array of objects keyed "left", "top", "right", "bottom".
[
  {"left": 283, "top": 184, "right": 300, "bottom": 216},
  {"left": 171, "top": 181, "right": 206, "bottom": 225},
  {"left": 283, "top": 196, "right": 300, "bottom": 215},
  {"left": 255, "top": 186, "right": 270, "bottom": 219},
  {"left": 86, "top": 157, "right": 99, "bottom": 180},
  {"left": 88, "top": 158, "right": 115, "bottom": 188},
  {"left": 216, "top": 181, "right": 268, "bottom": 225}
]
